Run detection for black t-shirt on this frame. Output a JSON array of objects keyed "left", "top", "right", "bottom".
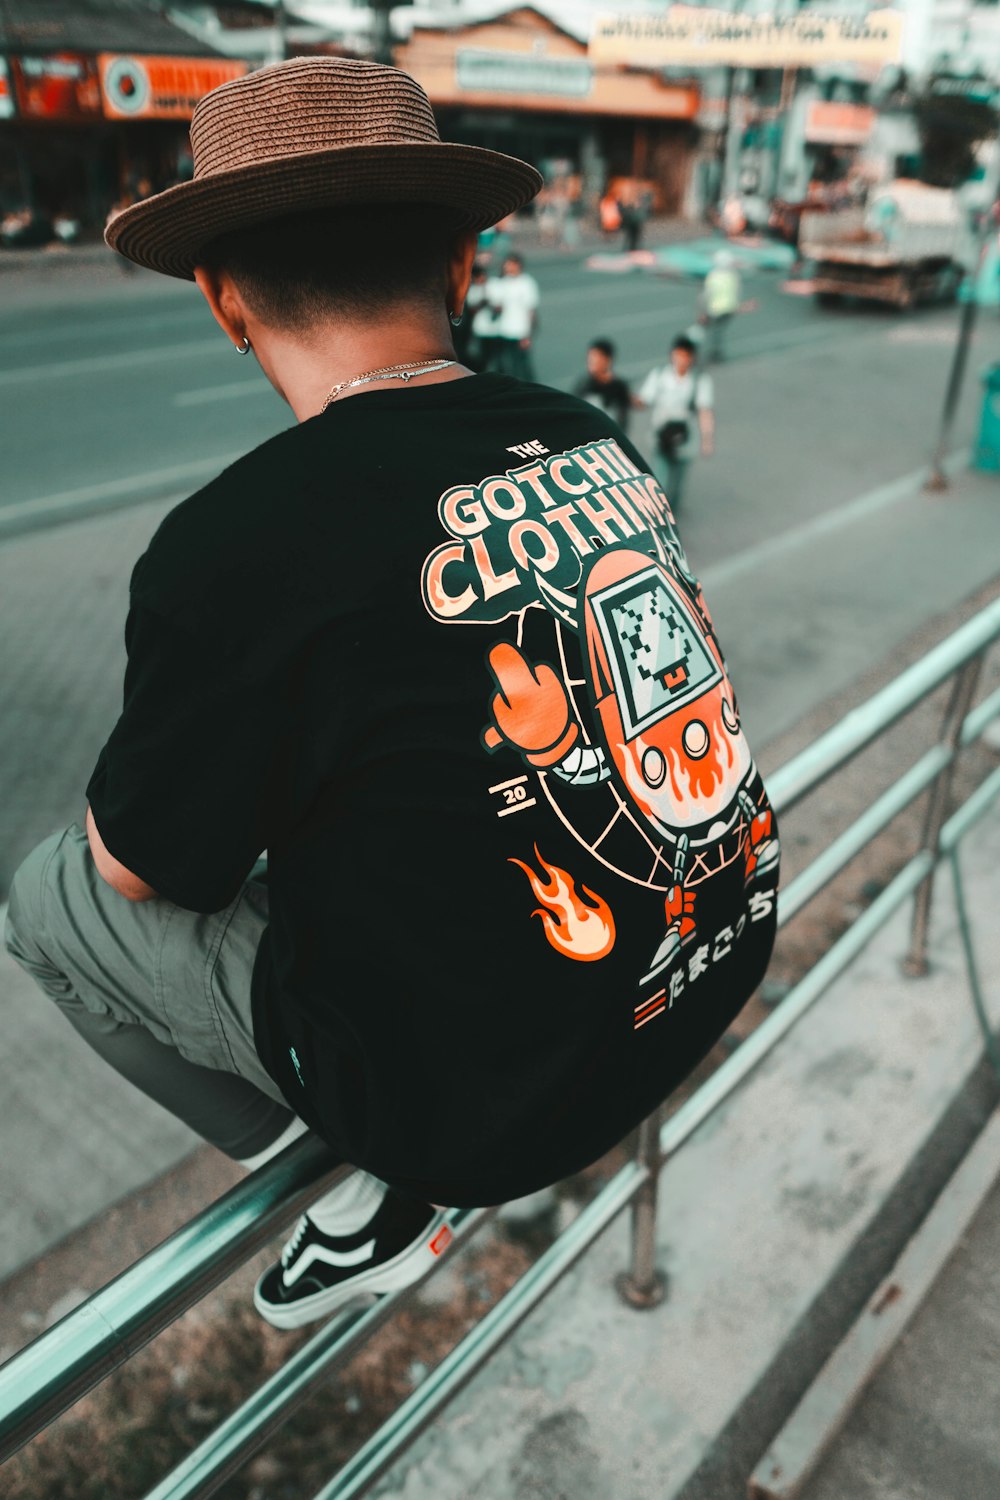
[
  {"left": 87, "top": 373, "right": 779, "bottom": 1206},
  {"left": 573, "top": 373, "right": 633, "bottom": 431}
]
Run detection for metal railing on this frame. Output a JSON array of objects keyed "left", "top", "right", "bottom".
[{"left": 3, "top": 595, "right": 1000, "bottom": 1499}]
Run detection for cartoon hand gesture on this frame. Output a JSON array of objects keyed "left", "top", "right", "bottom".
[{"left": 483, "top": 642, "right": 579, "bottom": 768}]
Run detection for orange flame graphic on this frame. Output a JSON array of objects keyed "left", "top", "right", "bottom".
[{"left": 509, "top": 846, "right": 616, "bottom": 962}]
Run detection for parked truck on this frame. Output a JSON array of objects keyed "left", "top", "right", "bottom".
[{"left": 799, "top": 181, "right": 968, "bottom": 310}]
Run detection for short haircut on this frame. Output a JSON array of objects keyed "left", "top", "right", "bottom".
[
  {"left": 201, "top": 202, "right": 459, "bottom": 330},
  {"left": 672, "top": 334, "right": 697, "bottom": 355},
  {"left": 503, "top": 251, "right": 524, "bottom": 269},
  {"left": 589, "top": 338, "right": 615, "bottom": 359}
]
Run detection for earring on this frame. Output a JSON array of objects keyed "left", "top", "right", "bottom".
[
  {"left": 449, "top": 311, "right": 463, "bottom": 327},
  {"left": 235, "top": 335, "right": 251, "bottom": 355}
]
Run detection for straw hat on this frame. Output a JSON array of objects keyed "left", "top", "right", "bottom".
[{"left": 105, "top": 56, "right": 543, "bottom": 279}]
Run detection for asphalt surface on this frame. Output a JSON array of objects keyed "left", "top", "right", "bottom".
[
  {"left": 2, "top": 234, "right": 998, "bottom": 897},
  {"left": 2, "top": 238, "right": 1000, "bottom": 1465}
]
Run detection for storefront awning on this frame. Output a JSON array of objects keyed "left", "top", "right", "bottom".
[{"left": 0, "top": 0, "right": 226, "bottom": 59}]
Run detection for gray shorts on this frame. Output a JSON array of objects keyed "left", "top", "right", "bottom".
[{"left": 4, "top": 822, "right": 285, "bottom": 1108}]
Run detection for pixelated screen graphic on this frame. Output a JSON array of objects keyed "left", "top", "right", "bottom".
[{"left": 593, "top": 569, "right": 721, "bottom": 738}]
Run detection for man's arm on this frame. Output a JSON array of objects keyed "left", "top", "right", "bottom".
[{"left": 86, "top": 803, "right": 158, "bottom": 902}]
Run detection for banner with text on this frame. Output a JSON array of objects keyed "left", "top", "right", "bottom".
[{"left": 590, "top": 8, "right": 904, "bottom": 68}]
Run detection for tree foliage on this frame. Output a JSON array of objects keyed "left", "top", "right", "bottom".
[{"left": 913, "top": 86, "right": 999, "bottom": 188}]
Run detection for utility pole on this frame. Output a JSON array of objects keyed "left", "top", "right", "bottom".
[
  {"left": 371, "top": 0, "right": 393, "bottom": 65},
  {"left": 274, "top": 0, "right": 288, "bottom": 63},
  {"left": 715, "top": 65, "right": 737, "bottom": 211}
]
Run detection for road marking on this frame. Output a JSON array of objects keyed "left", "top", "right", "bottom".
[
  {"left": 0, "top": 453, "right": 243, "bottom": 539},
  {"left": 174, "top": 378, "right": 273, "bottom": 406},
  {"left": 701, "top": 448, "right": 967, "bottom": 592},
  {"left": 0, "top": 338, "right": 222, "bottom": 386}
]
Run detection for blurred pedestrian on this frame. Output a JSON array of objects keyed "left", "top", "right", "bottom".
[
  {"left": 537, "top": 188, "right": 558, "bottom": 247},
  {"left": 106, "top": 199, "right": 137, "bottom": 274},
  {"left": 489, "top": 214, "right": 515, "bottom": 267},
  {"left": 599, "top": 187, "right": 622, "bottom": 237},
  {"left": 636, "top": 334, "right": 714, "bottom": 512},
  {"left": 573, "top": 337, "right": 635, "bottom": 432},
  {"left": 489, "top": 251, "right": 539, "bottom": 380},
  {"left": 561, "top": 181, "right": 584, "bottom": 251},
  {"left": 464, "top": 259, "right": 500, "bottom": 371},
  {"left": 721, "top": 192, "right": 747, "bottom": 237},
  {"left": 701, "top": 250, "right": 741, "bottom": 362},
  {"left": 620, "top": 188, "right": 643, "bottom": 253}
]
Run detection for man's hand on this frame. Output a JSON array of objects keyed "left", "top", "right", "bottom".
[
  {"left": 85, "top": 805, "right": 158, "bottom": 902},
  {"left": 483, "top": 642, "right": 579, "bottom": 767}
]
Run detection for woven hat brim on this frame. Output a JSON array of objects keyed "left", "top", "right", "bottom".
[{"left": 105, "top": 142, "right": 543, "bottom": 279}]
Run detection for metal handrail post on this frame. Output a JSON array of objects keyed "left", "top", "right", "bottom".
[
  {"left": 615, "top": 1106, "right": 667, "bottom": 1308},
  {"left": 948, "top": 847, "right": 1000, "bottom": 1090},
  {"left": 902, "top": 654, "right": 984, "bottom": 975}
]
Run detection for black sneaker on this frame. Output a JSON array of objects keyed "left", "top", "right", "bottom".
[{"left": 254, "top": 1189, "right": 452, "bottom": 1330}]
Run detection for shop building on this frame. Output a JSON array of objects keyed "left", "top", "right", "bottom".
[
  {"left": 0, "top": 0, "right": 250, "bottom": 233},
  {"left": 394, "top": 5, "right": 700, "bottom": 213}
]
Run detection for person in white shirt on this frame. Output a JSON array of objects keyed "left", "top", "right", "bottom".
[
  {"left": 636, "top": 334, "right": 714, "bottom": 512},
  {"left": 488, "top": 252, "right": 540, "bottom": 380},
  {"left": 701, "top": 249, "right": 741, "bottom": 362},
  {"left": 463, "top": 259, "right": 499, "bottom": 371}
]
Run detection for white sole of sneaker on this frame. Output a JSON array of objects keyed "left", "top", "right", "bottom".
[{"left": 253, "top": 1211, "right": 453, "bottom": 1330}]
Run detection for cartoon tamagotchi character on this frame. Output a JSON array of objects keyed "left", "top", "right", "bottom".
[{"left": 484, "top": 546, "right": 779, "bottom": 984}]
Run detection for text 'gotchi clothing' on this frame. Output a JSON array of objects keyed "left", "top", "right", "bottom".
[{"left": 86, "top": 373, "right": 779, "bottom": 1206}]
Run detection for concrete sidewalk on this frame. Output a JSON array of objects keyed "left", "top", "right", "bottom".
[
  {"left": 799, "top": 1171, "right": 1000, "bottom": 1500},
  {"left": 366, "top": 799, "right": 1000, "bottom": 1500}
]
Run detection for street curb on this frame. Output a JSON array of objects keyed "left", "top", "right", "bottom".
[{"left": 675, "top": 1035, "right": 1000, "bottom": 1500}]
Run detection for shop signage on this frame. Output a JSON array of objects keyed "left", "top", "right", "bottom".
[
  {"left": 589, "top": 8, "right": 905, "bottom": 68},
  {"left": 98, "top": 54, "right": 249, "bottom": 120},
  {"left": 929, "top": 74, "right": 999, "bottom": 107},
  {"left": 456, "top": 48, "right": 593, "bottom": 98},
  {"left": 805, "top": 100, "right": 876, "bottom": 145},
  {"left": 0, "top": 58, "right": 13, "bottom": 121},
  {"left": 12, "top": 53, "right": 102, "bottom": 119}
]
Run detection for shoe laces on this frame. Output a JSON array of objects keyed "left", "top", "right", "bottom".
[{"left": 281, "top": 1215, "right": 312, "bottom": 1268}]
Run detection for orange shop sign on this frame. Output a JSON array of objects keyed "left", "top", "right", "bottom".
[
  {"left": 98, "top": 54, "right": 249, "bottom": 120},
  {"left": 12, "top": 54, "right": 102, "bottom": 120},
  {"left": 805, "top": 100, "right": 876, "bottom": 145}
]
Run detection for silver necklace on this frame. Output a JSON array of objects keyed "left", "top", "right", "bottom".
[{"left": 321, "top": 358, "right": 456, "bottom": 411}]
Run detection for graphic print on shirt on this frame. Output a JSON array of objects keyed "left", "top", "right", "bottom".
[{"left": 420, "top": 436, "right": 779, "bottom": 1017}]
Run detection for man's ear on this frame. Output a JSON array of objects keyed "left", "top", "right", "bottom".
[
  {"left": 193, "top": 263, "right": 249, "bottom": 349},
  {"left": 446, "top": 229, "right": 480, "bottom": 320}
]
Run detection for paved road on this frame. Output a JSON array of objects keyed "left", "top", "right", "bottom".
[
  {"left": 0, "top": 245, "right": 927, "bottom": 526},
  {"left": 1, "top": 242, "right": 999, "bottom": 1278},
  {"left": 2, "top": 246, "right": 997, "bottom": 895}
]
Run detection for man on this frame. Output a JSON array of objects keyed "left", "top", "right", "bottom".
[
  {"left": 463, "top": 259, "right": 499, "bottom": 372},
  {"left": 573, "top": 337, "right": 634, "bottom": 432},
  {"left": 701, "top": 250, "right": 741, "bottom": 362},
  {"left": 5, "top": 57, "right": 778, "bottom": 1332},
  {"left": 637, "top": 334, "right": 715, "bottom": 512},
  {"left": 488, "top": 251, "right": 539, "bottom": 379}
]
